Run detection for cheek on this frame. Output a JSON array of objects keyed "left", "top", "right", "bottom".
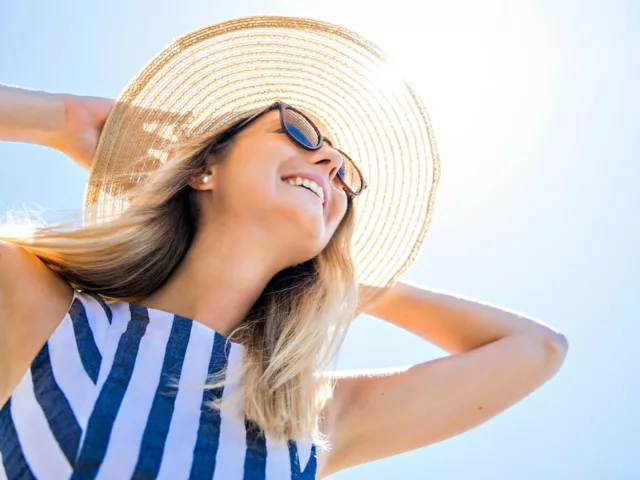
[
  {"left": 218, "top": 160, "right": 278, "bottom": 207},
  {"left": 330, "top": 194, "right": 349, "bottom": 230}
]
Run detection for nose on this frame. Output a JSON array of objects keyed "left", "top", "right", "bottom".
[{"left": 308, "top": 141, "right": 344, "bottom": 182}]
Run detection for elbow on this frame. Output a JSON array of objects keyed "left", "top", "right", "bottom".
[
  {"left": 540, "top": 331, "right": 569, "bottom": 371},
  {"left": 546, "top": 331, "right": 569, "bottom": 355}
]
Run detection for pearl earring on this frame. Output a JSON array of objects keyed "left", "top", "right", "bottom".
[{"left": 202, "top": 175, "right": 210, "bottom": 184}]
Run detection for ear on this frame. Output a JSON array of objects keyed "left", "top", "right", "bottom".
[{"left": 188, "top": 167, "right": 217, "bottom": 191}]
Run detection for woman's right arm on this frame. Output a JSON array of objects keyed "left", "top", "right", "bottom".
[
  {"left": 0, "top": 83, "right": 114, "bottom": 171},
  {"left": 0, "top": 84, "right": 94, "bottom": 405},
  {"left": 0, "top": 83, "right": 66, "bottom": 148}
]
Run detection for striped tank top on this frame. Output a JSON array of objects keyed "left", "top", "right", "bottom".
[{"left": 0, "top": 291, "right": 317, "bottom": 479}]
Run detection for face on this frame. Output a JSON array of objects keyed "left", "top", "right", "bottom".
[{"left": 194, "top": 109, "right": 349, "bottom": 267}]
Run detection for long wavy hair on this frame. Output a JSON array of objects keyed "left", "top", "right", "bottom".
[{"left": 0, "top": 111, "right": 359, "bottom": 448}]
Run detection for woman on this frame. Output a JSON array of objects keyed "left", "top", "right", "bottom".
[{"left": 0, "top": 17, "right": 568, "bottom": 480}]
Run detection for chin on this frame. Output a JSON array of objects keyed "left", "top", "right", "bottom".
[
  {"left": 294, "top": 231, "right": 328, "bottom": 261},
  {"left": 305, "top": 239, "right": 329, "bottom": 260},
  {"left": 272, "top": 195, "right": 332, "bottom": 256},
  {"left": 278, "top": 224, "right": 329, "bottom": 265}
]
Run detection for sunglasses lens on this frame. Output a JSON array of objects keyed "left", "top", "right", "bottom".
[
  {"left": 283, "top": 106, "right": 364, "bottom": 195},
  {"left": 283, "top": 108, "right": 320, "bottom": 148},
  {"left": 337, "top": 154, "right": 363, "bottom": 195}
]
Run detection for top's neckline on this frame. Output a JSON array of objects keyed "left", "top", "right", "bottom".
[
  {"left": 80, "top": 291, "right": 245, "bottom": 349},
  {"left": 135, "top": 301, "right": 246, "bottom": 349}
]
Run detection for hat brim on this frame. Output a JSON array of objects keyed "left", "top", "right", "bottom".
[{"left": 84, "top": 15, "right": 441, "bottom": 313}]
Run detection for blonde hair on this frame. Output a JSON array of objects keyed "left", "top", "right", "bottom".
[{"left": 0, "top": 113, "right": 359, "bottom": 448}]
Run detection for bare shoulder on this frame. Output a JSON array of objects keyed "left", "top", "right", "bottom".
[{"left": 0, "top": 240, "right": 73, "bottom": 405}]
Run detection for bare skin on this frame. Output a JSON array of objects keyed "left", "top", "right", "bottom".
[
  {"left": 0, "top": 86, "right": 114, "bottom": 171},
  {"left": 0, "top": 90, "right": 568, "bottom": 478},
  {"left": 53, "top": 94, "right": 115, "bottom": 171},
  {"left": 141, "top": 111, "right": 348, "bottom": 338}
]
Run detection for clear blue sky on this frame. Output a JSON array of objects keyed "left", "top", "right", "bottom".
[{"left": 1, "top": 1, "right": 638, "bottom": 478}]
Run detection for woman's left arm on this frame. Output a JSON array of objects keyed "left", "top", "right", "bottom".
[
  {"left": 366, "top": 281, "right": 567, "bottom": 355},
  {"left": 320, "top": 282, "right": 568, "bottom": 477}
]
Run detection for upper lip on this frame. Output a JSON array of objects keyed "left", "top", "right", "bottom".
[{"left": 281, "top": 172, "right": 329, "bottom": 207}]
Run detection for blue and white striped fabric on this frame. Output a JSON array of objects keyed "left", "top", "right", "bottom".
[{"left": 0, "top": 291, "right": 317, "bottom": 479}]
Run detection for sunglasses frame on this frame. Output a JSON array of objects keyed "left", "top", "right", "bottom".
[{"left": 219, "top": 101, "right": 367, "bottom": 197}]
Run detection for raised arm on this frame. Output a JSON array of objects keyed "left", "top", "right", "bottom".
[
  {"left": 0, "top": 84, "right": 104, "bottom": 406},
  {"left": 0, "top": 83, "right": 113, "bottom": 171},
  {"left": 320, "top": 282, "right": 568, "bottom": 477}
]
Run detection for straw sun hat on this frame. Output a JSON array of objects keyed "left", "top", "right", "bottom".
[{"left": 84, "top": 15, "right": 441, "bottom": 312}]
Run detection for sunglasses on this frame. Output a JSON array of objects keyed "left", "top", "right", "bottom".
[{"left": 219, "top": 101, "right": 367, "bottom": 197}]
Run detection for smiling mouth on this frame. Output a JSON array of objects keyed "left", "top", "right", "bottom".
[{"left": 283, "top": 177, "right": 326, "bottom": 204}]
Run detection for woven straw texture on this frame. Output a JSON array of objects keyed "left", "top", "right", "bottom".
[{"left": 84, "top": 16, "right": 441, "bottom": 312}]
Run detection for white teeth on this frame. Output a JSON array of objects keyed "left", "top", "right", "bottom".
[{"left": 284, "top": 177, "right": 325, "bottom": 202}]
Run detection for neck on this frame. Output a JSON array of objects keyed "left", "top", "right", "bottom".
[{"left": 139, "top": 221, "right": 282, "bottom": 340}]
